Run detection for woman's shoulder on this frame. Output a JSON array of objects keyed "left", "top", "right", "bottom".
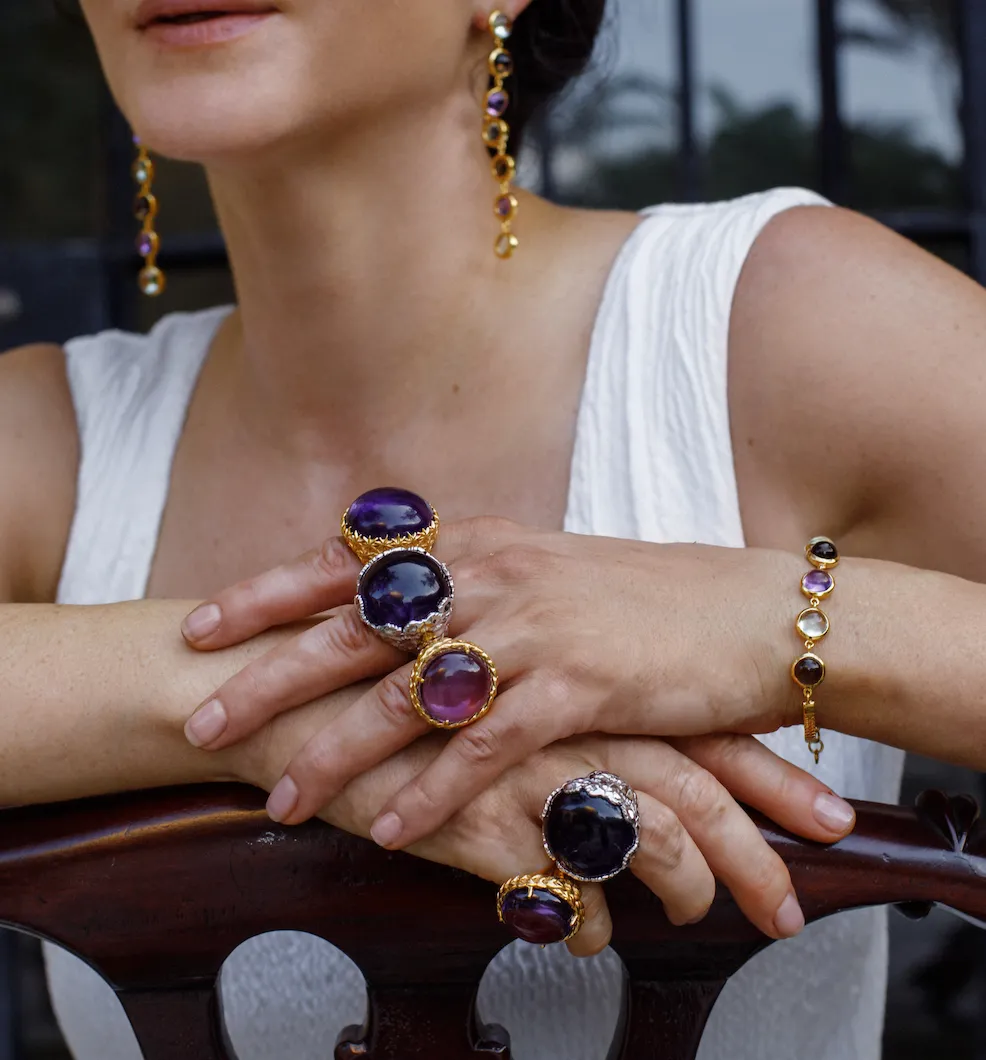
[
  {"left": 63, "top": 304, "right": 232, "bottom": 380},
  {"left": 0, "top": 342, "right": 78, "bottom": 602},
  {"left": 631, "top": 187, "right": 833, "bottom": 270}
]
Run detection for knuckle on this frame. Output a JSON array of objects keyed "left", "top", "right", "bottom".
[
  {"left": 673, "top": 768, "right": 728, "bottom": 829},
  {"left": 454, "top": 724, "right": 503, "bottom": 767},
  {"left": 403, "top": 775, "right": 443, "bottom": 817},
  {"left": 747, "top": 848, "right": 791, "bottom": 899},
  {"left": 237, "top": 664, "right": 273, "bottom": 708},
  {"left": 375, "top": 671, "right": 416, "bottom": 728},
  {"left": 459, "top": 514, "right": 519, "bottom": 543},
  {"left": 644, "top": 805, "right": 688, "bottom": 872},
  {"left": 703, "top": 733, "right": 749, "bottom": 769},
  {"left": 531, "top": 668, "right": 576, "bottom": 710},
  {"left": 314, "top": 607, "right": 372, "bottom": 657},
  {"left": 298, "top": 737, "right": 338, "bottom": 789},
  {"left": 485, "top": 544, "right": 549, "bottom": 585},
  {"left": 314, "top": 536, "right": 354, "bottom": 581}
]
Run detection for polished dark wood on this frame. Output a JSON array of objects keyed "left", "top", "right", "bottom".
[{"left": 0, "top": 784, "right": 983, "bottom": 1060}]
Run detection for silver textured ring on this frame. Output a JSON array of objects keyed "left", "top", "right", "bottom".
[
  {"left": 541, "top": 771, "right": 640, "bottom": 883},
  {"left": 355, "top": 547, "right": 453, "bottom": 653}
]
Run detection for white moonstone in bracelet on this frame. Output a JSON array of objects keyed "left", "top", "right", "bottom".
[{"left": 797, "top": 607, "right": 830, "bottom": 640}]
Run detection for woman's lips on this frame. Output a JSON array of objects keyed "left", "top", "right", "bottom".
[{"left": 139, "top": 9, "right": 276, "bottom": 46}]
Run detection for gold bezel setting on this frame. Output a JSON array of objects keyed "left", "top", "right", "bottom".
[
  {"left": 795, "top": 607, "right": 830, "bottom": 642},
  {"left": 792, "top": 651, "right": 826, "bottom": 689},
  {"left": 801, "top": 570, "right": 835, "bottom": 600},
  {"left": 496, "top": 872, "right": 585, "bottom": 943},
  {"left": 806, "top": 536, "right": 840, "bottom": 570},
  {"left": 409, "top": 638, "right": 499, "bottom": 730},
  {"left": 340, "top": 506, "right": 440, "bottom": 566}
]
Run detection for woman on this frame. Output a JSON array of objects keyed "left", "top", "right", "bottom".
[{"left": 5, "top": 0, "right": 986, "bottom": 1056}]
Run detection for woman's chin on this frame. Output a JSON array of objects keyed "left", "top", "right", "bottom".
[{"left": 124, "top": 89, "right": 298, "bottom": 164}]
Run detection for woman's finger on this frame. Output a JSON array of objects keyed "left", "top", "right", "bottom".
[
  {"left": 184, "top": 606, "right": 403, "bottom": 750},
  {"left": 592, "top": 737, "right": 803, "bottom": 939},
  {"left": 180, "top": 514, "right": 530, "bottom": 652},
  {"left": 181, "top": 536, "right": 361, "bottom": 650},
  {"left": 368, "top": 671, "right": 578, "bottom": 849},
  {"left": 265, "top": 625, "right": 528, "bottom": 826},
  {"left": 413, "top": 748, "right": 612, "bottom": 958},
  {"left": 669, "top": 734, "right": 856, "bottom": 842},
  {"left": 629, "top": 793, "right": 717, "bottom": 927},
  {"left": 264, "top": 659, "right": 429, "bottom": 824}
]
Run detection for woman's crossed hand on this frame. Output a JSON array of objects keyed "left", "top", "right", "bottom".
[{"left": 183, "top": 518, "right": 845, "bottom": 867}]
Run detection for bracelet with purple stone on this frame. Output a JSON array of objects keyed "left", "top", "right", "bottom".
[{"left": 792, "top": 536, "right": 840, "bottom": 764}]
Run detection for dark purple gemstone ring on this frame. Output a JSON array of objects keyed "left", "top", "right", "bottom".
[
  {"left": 355, "top": 547, "right": 454, "bottom": 653},
  {"left": 497, "top": 873, "right": 584, "bottom": 945},
  {"left": 542, "top": 771, "right": 640, "bottom": 883},
  {"left": 342, "top": 487, "right": 439, "bottom": 564}
]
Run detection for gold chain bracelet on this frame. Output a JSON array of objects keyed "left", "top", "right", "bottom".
[{"left": 792, "top": 537, "right": 839, "bottom": 763}]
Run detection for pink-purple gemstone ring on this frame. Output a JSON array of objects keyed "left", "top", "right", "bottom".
[{"left": 409, "top": 638, "right": 498, "bottom": 729}]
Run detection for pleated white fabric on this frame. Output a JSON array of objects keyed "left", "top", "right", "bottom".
[{"left": 46, "top": 188, "right": 905, "bottom": 1060}]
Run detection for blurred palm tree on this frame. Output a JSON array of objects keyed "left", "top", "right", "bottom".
[{"left": 849, "top": 0, "right": 956, "bottom": 56}]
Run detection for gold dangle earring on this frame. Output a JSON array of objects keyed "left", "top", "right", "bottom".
[
  {"left": 132, "top": 136, "right": 166, "bottom": 297},
  {"left": 485, "top": 10, "right": 519, "bottom": 259}
]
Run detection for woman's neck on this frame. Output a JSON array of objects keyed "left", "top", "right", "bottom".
[{"left": 205, "top": 93, "right": 564, "bottom": 454}]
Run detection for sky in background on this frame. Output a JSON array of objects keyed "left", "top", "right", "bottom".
[{"left": 603, "top": 0, "right": 962, "bottom": 160}]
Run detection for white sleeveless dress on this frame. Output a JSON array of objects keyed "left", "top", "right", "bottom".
[{"left": 46, "top": 189, "right": 907, "bottom": 1060}]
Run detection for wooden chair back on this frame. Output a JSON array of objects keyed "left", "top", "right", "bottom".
[{"left": 0, "top": 784, "right": 982, "bottom": 1060}]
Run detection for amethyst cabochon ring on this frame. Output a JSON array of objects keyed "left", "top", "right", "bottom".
[
  {"left": 342, "top": 487, "right": 439, "bottom": 565},
  {"left": 409, "top": 638, "right": 498, "bottom": 729},
  {"left": 355, "top": 547, "right": 454, "bottom": 653},
  {"left": 542, "top": 771, "right": 640, "bottom": 884},
  {"left": 497, "top": 873, "right": 585, "bottom": 945}
]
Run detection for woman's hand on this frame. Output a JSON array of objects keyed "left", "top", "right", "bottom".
[
  {"left": 237, "top": 685, "right": 855, "bottom": 949},
  {"left": 182, "top": 518, "right": 806, "bottom": 846}
]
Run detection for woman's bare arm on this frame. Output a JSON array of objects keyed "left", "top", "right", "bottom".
[{"left": 0, "top": 600, "right": 352, "bottom": 805}]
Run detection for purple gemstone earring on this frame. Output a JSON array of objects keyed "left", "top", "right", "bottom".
[
  {"left": 132, "top": 136, "right": 165, "bottom": 297},
  {"left": 486, "top": 11, "right": 519, "bottom": 259}
]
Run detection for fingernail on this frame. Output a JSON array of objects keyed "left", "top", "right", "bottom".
[
  {"left": 184, "top": 699, "right": 228, "bottom": 748},
  {"left": 813, "top": 792, "right": 856, "bottom": 833},
  {"left": 370, "top": 812, "right": 403, "bottom": 848},
  {"left": 182, "top": 603, "right": 221, "bottom": 642},
  {"left": 266, "top": 776, "right": 299, "bottom": 823},
  {"left": 774, "top": 893, "right": 805, "bottom": 938}
]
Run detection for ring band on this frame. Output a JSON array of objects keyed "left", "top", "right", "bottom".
[
  {"left": 342, "top": 487, "right": 439, "bottom": 565},
  {"left": 497, "top": 872, "right": 585, "bottom": 945},
  {"left": 542, "top": 771, "right": 639, "bottom": 883},
  {"left": 409, "top": 638, "right": 498, "bottom": 729},
  {"left": 355, "top": 547, "right": 453, "bottom": 652}
]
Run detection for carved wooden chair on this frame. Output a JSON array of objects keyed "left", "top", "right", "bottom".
[{"left": 0, "top": 783, "right": 982, "bottom": 1060}]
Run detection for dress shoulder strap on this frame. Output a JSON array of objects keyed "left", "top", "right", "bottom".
[
  {"left": 565, "top": 187, "right": 830, "bottom": 546},
  {"left": 56, "top": 306, "right": 231, "bottom": 604}
]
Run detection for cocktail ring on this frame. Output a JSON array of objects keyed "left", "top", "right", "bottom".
[
  {"left": 542, "top": 771, "right": 640, "bottom": 883},
  {"left": 342, "top": 487, "right": 439, "bottom": 565},
  {"left": 410, "top": 639, "right": 498, "bottom": 729},
  {"left": 497, "top": 872, "right": 585, "bottom": 945},
  {"left": 355, "top": 547, "right": 453, "bottom": 652}
]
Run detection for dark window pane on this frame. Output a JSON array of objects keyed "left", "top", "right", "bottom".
[
  {"left": 530, "top": 0, "right": 677, "bottom": 210},
  {"left": 842, "top": 0, "right": 963, "bottom": 210},
  {"left": 696, "top": 0, "right": 822, "bottom": 200},
  {"left": 0, "top": 1, "right": 103, "bottom": 240}
]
